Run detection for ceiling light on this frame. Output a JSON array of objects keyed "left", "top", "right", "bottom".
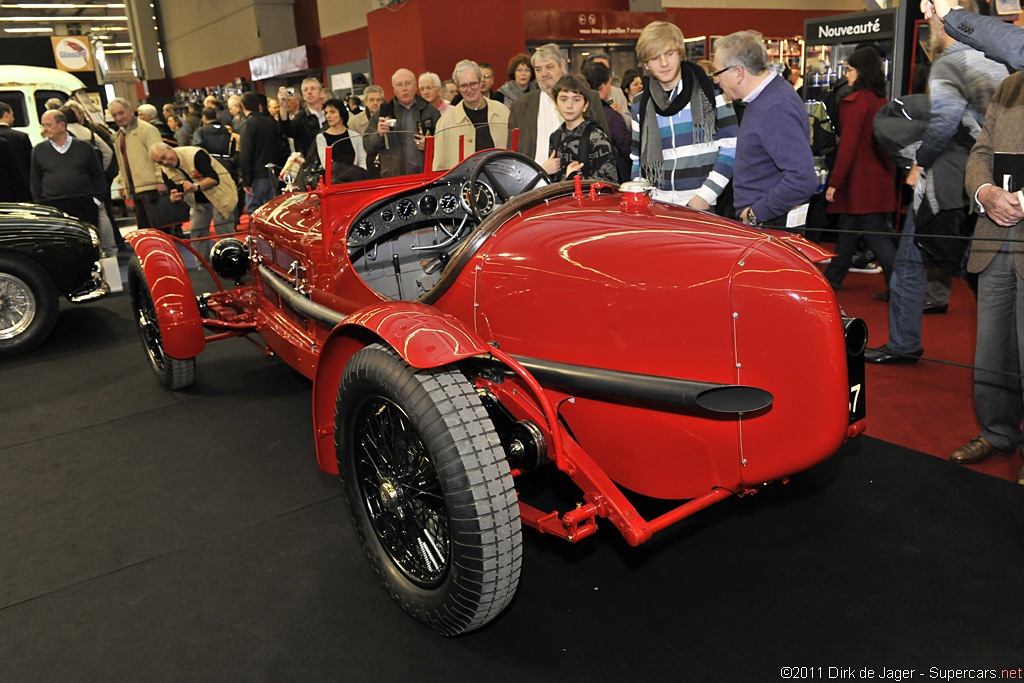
[
  {"left": 0, "top": 2, "right": 125, "bottom": 7},
  {"left": 4, "top": 26, "right": 53, "bottom": 32},
  {"left": 0, "top": 15, "right": 128, "bottom": 21},
  {"left": 104, "top": 49, "right": 131, "bottom": 54}
]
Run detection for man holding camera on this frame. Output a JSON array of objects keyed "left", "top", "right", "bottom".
[{"left": 363, "top": 68, "right": 440, "bottom": 178}]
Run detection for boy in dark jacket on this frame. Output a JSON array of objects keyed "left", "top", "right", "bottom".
[{"left": 541, "top": 74, "right": 618, "bottom": 184}]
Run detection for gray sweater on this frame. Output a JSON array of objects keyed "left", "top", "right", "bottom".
[{"left": 30, "top": 137, "right": 105, "bottom": 203}]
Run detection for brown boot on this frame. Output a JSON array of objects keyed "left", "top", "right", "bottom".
[{"left": 950, "top": 437, "right": 1004, "bottom": 465}]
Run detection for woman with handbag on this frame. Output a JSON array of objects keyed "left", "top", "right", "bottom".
[{"left": 823, "top": 47, "right": 897, "bottom": 293}]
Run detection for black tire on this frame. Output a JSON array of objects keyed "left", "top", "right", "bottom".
[
  {"left": 127, "top": 256, "right": 196, "bottom": 390},
  {"left": 335, "top": 343, "right": 521, "bottom": 635},
  {"left": 0, "top": 252, "right": 59, "bottom": 357}
]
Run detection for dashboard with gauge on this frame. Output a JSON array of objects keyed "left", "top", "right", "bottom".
[
  {"left": 346, "top": 175, "right": 500, "bottom": 302},
  {"left": 347, "top": 179, "right": 496, "bottom": 252},
  {"left": 344, "top": 151, "right": 549, "bottom": 301}
]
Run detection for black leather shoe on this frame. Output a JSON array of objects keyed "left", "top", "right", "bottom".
[
  {"left": 950, "top": 436, "right": 1005, "bottom": 465},
  {"left": 865, "top": 345, "right": 923, "bottom": 364},
  {"left": 923, "top": 301, "right": 948, "bottom": 314},
  {"left": 873, "top": 289, "right": 890, "bottom": 302}
]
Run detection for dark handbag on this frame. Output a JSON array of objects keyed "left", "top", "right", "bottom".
[
  {"left": 141, "top": 191, "right": 190, "bottom": 229},
  {"left": 914, "top": 203, "right": 975, "bottom": 276}
]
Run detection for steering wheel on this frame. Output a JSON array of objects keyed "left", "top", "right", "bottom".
[{"left": 467, "top": 150, "right": 550, "bottom": 222}]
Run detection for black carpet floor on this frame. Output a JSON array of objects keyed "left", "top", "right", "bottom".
[{"left": 3, "top": 290, "right": 1023, "bottom": 682}]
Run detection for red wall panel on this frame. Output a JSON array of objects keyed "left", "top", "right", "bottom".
[{"left": 368, "top": 0, "right": 525, "bottom": 99}]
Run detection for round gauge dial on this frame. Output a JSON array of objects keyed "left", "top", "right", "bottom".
[
  {"left": 461, "top": 182, "right": 495, "bottom": 216},
  {"left": 397, "top": 199, "right": 417, "bottom": 220},
  {"left": 439, "top": 193, "right": 459, "bottom": 214},
  {"left": 353, "top": 220, "right": 374, "bottom": 239},
  {"left": 380, "top": 208, "right": 394, "bottom": 223},
  {"left": 419, "top": 194, "right": 438, "bottom": 217}
]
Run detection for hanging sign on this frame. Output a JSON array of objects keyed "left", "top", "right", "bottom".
[{"left": 51, "top": 36, "right": 94, "bottom": 72}]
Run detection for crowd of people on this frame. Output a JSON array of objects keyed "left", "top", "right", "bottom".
[{"left": 5, "top": 8, "right": 1024, "bottom": 483}]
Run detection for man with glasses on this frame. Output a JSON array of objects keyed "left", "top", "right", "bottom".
[
  {"left": 419, "top": 72, "right": 452, "bottom": 115},
  {"left": 433, "top": 60, "right": 511, "bottom": 171},
  {"left": 365, "top": 68, "right": 441, "bottom": 178},
  {"left": 507, "top": 43, "right": 609, "bottom": 166},
  {"left": 631, "top": 21, "right": 738, "bottom": 208},
  {"left": 712, "top": 30, "right": 817, "bottom": 230}
]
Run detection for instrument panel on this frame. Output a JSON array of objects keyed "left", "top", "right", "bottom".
[{"left": 346, "top": 179, "right": 498, "bottom": 250}]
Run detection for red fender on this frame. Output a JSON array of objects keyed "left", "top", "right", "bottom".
[
  {"left": 310, "top": 303, "right": 491, "bottom": 474},
  {"left": 127, "top": 230, "right": 205, "bottom": 360}
]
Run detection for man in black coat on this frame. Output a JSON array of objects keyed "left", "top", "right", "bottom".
[
  {"left": 239, "top": 92, "right": 282, "bottom": 213},
  {"left": 277, "top": 77, "right": 327, "bottom": 160},
  {"left": 0, "top": 102, "right": 32, "bottom": 200},
  {"left": 363, "top": 68, "right": 440, "bottom": 178}
]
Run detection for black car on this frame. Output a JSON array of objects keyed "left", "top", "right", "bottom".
[{"left": 0, "top": 203, "right": 108, "bottom": 356}]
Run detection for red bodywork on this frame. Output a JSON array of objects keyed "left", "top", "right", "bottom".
[{"left": 128, "top": 153, "right": 864, "bottom": 548}]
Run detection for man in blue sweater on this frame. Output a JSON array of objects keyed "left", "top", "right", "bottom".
[{"left": 712, "top": 30, "right": 818, "bottom": 231}]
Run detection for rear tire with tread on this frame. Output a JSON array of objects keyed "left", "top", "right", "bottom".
[
  {"left": 335, "top": 343, "right": 521, "bottom": 635},
  {"left": 127, "top": 256, "right": 196, "bottom": 389}
]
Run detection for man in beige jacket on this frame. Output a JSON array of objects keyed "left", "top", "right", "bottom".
[
  {"left": 433, "top": 60, "right": 510, "bottom": 172},
  {"left": 150, "top": 142, "right": 238, "bottom": 261},
  {"left": 110, "top": 97, "right": 164, "bottom": 229}
]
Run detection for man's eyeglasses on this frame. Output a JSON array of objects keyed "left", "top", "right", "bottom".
[
  {"left": 711, "top": 65, "right": 737, "bottom": 78},
  {"left": 458, "top": 81, "right": 481, "bottom": 91}
]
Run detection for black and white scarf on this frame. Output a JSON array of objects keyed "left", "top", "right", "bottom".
[{"left": 638, "top": 60, "right": 718, "bottom": 187}]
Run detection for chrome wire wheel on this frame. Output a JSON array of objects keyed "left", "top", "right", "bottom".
[
  {"left": 0, "top": 272, "right": 35, "bottom": 340},
  {"left": 353, "top": 396, "right": 451, "bottom": 586}
]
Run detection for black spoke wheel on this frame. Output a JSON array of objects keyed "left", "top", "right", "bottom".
[
  {"left": 127, "top": 256, "right": 195, "bottom": 390},
  {"left": 0, "top": 252, "right": 58, "bottom": 357},
  {"left": 336, "top": 343, "right": 521, "bottom": 635},
  {"left": 468, "top": 150, "right": 549, "bottom": 221}
]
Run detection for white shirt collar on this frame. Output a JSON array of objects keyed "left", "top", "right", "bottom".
[
  {"left": 49, "top": 135, "right": 73, "bottom": 154},
  {"left": 743, "top": 72, "right": 776, "bottom": 104}
]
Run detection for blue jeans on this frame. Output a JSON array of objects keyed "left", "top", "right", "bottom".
[
  {"left": 974, "top": 234, "right": 1024, "bottom": 451},
  {"left": 885, "top": 211, "right": 926, "bottom": 353},
  {"left": 245, "top": 176, "right": 275, "bottom": 215},
  {"left": 189, "top": 202, "right": 236, "bottom": 261}
]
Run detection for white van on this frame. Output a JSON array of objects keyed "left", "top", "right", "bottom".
[{"left": 0, "top": 65, "right": 91, "bottom": 146}]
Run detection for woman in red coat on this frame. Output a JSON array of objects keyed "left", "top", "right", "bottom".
[{"left": 823, "top": 47, "right": 896, "bottom": 291}]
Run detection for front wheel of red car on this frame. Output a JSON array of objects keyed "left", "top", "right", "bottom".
[
  {"left": 335, "top": 343, "right": 522, "bottom": 636},
  {"left": 127, "top": 257, "right": 196, "bottom": 390}
]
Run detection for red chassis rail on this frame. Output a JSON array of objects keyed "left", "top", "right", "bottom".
[{"left": 483, "top": 346, "right": 864, "bottom": 547}]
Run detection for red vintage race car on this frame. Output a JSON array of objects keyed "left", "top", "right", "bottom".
[{"left": 126, "top": 149, "right": 866, "bottom": 636}]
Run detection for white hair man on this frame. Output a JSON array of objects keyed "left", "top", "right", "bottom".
[
  {"left": 712, "top": 30, "right": 817, "bottom": 229},
  {"left": 419, "top": 72, "right": 452, "bottom": 115},
  {"left": 349, "top": 85, "right": 384, "bottom": 137},
  {"left": 150, "top": 142, "right": 237, "bottom": 260},
  {"left": 507, "top": 43, "right": 610, "bottom": 165},
  {"left": 109, "top": 97, "right": 165, "bottom": 229},
  {"left": 364, "top": 68, "right": 441, "bottom": 178},
  {"left": 433, "top": 60, "right": 511, "bottom": 171}
]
